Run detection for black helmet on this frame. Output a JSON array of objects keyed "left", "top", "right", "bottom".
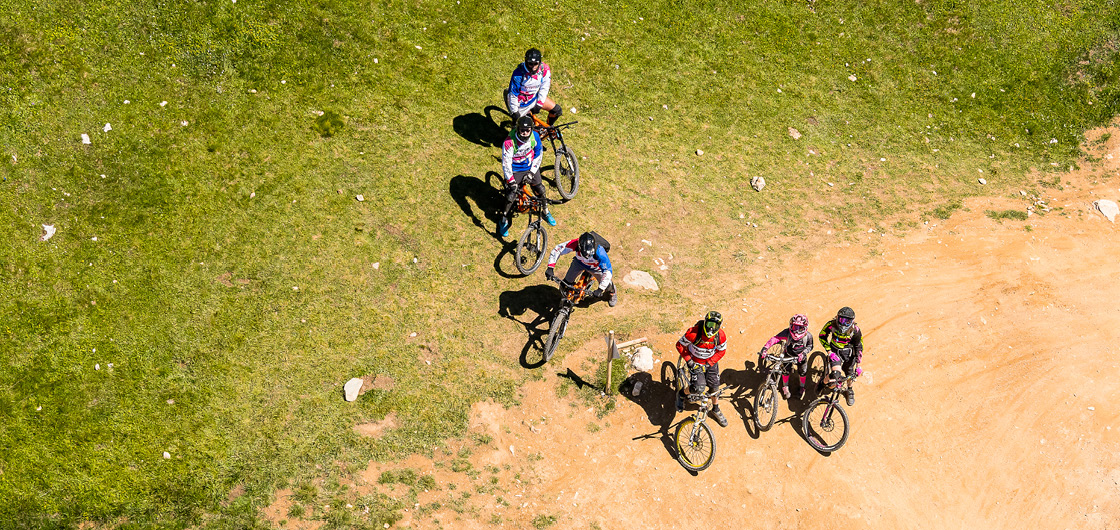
[
  {"left": 577, "top": 232, "right": 597, "bottom": 259},
  {"left": 524, "top": 48, "right": 542, "bottom": 66},
  {"left": 702, "top": 311, "right": 723, "bottom": 338},
  {"left": 515, "top": 115, "right": 534, "bottom": 141},
  {"left": 836, "top": 306, "right": 855, "bottom": 332}
]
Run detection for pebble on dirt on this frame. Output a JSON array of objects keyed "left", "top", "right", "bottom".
[{"left": 1093, "top": 199, "right": 1118, "bottom": 223}]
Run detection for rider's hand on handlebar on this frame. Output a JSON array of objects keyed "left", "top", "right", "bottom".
[
  {"left": 545, "top": 267, "right": 556, "bottom": 281},
  {"left": 855, "top": 366, "right": 863, "bottom": 378}
]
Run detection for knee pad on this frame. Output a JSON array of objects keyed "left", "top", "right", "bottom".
[{"left": 548, "top": 104, "right": 562, "bottom": 118}]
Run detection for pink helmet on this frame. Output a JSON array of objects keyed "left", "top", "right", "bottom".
[{"left": 790, "top": 314, "right": 809, "bottom": 340}]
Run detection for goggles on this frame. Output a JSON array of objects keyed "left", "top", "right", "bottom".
[{"left": 837, "top": 316, "right": 853, "bottom": 328}]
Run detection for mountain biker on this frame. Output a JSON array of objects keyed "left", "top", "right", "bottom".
[
  {"left": 544, "top": 232, "right": 616, "bottom": 307},
  {"left": 818, "top": 306, "right": 864, "bottom": 406},
  {"left": 758, "top": 314, "right": 814, "bottom": 400},
  {"left": 505, "top": 48, "right": 562, "bottom": 126},
  {"left": 674, "top": 311, "right": 729, "bottom": 428},
  {"left": 497, "top": 115, "right": 556, "bottom": 238}
]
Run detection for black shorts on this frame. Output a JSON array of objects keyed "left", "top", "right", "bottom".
[{"left": 687, "top": 362, "right": 720, "bottom": 393}]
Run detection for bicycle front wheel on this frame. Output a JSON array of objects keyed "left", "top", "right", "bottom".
[
  {"left": 674, "top": 417, "right": 716, "bottom": 472},
  {"left": 543, "top": 307, "right": 570, "bottom": 362},
  {"left": 554, "top": 147, "right": 579, "bottom": 200},
  {"left": 514, "top": 223, "right": 548, "bottom": 275},
  {"left": 802, "top": 398, "right": 850, "bottom": 453},
  {"left": 753, "top": 382, "right": 779, "bottom": 432},
  {"left": 806, "top": 351, "right": 829, "bottom": 399}
]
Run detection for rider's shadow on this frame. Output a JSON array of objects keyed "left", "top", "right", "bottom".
[
  {"left": 498, "top": 284, "right": 559, "bottom": 369},
  {"left": 452, "top": 106, "right": 510, "bottom": 147},
  {"left": 720, "top": 364, "right": 766, "bottom": 438},
  {"left": 449, "top": 172, "right": 505, "bottom": 236}
]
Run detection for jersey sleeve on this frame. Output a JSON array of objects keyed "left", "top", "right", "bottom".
[
  {"left": 677, "top": 327, "right": 698, "bottom": 361},
  {"left": 507, "top": 69, "right": 524, "bottom": 115},
  {"left": 595, "top": 246, "right": 612, "bottom": 288},
  {"left": 500, "top": 137, "right": 515, "bottom": 182},
  {"left": 538, "top": 64, "right": 552, "bottom": 102},
  {"left": 547, "top": 239, "right": 576, "bottom": 268},
  {"left": 852, "top": 327, "right": 864, "bottom": 361}
]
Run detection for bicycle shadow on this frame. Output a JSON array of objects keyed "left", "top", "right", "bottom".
[
  {"left": 627, "top": 362, "right": 698, "bottom": 475},
  {"left": 452, "top": 106, "right": 510, "bottom": 147},
  {"left": 498, "top": 284, "right": 559, "bottom": 369},
  {"left": 723, "top": 360, "right": 820, "bottom": 442},
  {"left": 449, "top": 172, "right": 505, "bottom": 236}
]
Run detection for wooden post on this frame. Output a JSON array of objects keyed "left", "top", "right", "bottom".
[{"left": 605, "top": 330, "right": 615, "bottom": 394}]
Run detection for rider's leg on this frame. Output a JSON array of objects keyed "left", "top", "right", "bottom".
[
  {"left": 540, "top": 98, "right": 561, "bottom": 125},
  {"left": 797, "top": 358, "right": 809, "bottom": 397},
  {"left": 562, "top": 260, "right": 589, "bottom": 284}
]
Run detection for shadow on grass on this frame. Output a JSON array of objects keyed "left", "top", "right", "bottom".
[
  {"left": 498, "top": 284, "right": 558, "bottom": 369},
  {"left": 557, "top": 367, "right": 597, "bottom": 390},
  {"left": 626, "top": 363, "right": 690, "bottom": 473},
  {"left": 452, "top": 106, "right": 510, "bottom": 148},
  {"left": 449, "top": 172, "right": 504, "bottom": 236}
]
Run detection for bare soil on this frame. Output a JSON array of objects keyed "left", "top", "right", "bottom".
[{"left": 267, "top": 126, "right": 1120, "bottom": 529}]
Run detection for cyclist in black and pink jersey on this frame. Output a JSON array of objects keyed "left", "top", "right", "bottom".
[
  {"left": 505, "top": 48, "right": 562, "bottom": 125},
  {"left": 757, "top": 314, "right": 814, "bottom": 400},
  {"left": 819, "top": 306, "right": 865, "bottom": 406},
  {"left": 497, "top": 115, "right": 555, "bottom": 238},
  {"left": 544, "top": 232, "right": 616, "bottom": 307}
]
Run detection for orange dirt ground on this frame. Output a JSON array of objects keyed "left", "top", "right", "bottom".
[{"left": 268, "top": 126, "right": 1120, "bottom": 529}]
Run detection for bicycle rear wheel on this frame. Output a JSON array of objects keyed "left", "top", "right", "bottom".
[
  {"left": 661, "top": 360, "right": 680, "bottom": 392},
  {"left": 674, "top": 417, "right": 716, "bottom": 472},
  {"left": 514, "top": 223, "right": 548, "bottom": 275},
  {"left": 802, "top": 398, "right": 850, "bottom": 453},
  {"left": 753, "top": 382, "right": 779, "bottom": 432},
  {"left": 542, "top": 307, "right": 570, "bottom": 362},
  {"left": 554, "top": 147, "right": 579, "bottom": 200}
]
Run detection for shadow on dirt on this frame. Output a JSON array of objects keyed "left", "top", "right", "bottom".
[
  {"left": 624, "top": 363, "right": 691, "bottom": 474},
  {"left": 498, "top": 284, "right": 558, "bottom": 369},
  {"left": 452, "top": 106, "right": 510, "bottom": 147}
]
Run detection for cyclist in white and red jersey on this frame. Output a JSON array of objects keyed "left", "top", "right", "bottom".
[
  {"left": 505, "top": 48, "right": 562, "bottom": 125},
  {"left": 544, "top": 232, "right": 615, "bottom": 307},
  {"left": 497, "top": 115, "right": 556, "bottom": 238}
]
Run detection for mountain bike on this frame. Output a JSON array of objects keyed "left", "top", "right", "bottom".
[
  {"left": 542, "top": 271, "right": 594, "bottom": 362},
  {"left": 511, "top": 184, "right": 563, "bottom": 275},
  {"left": 527, "top": 114, "right": 580, "bottom": 200},
  {"left": 674, "top": 384, "right": 729, "bottom": 472},
  {"left": 802, "top": 372, "right": 857, "bottom": 453},
  {"left": 754, "top": 342, "right": 801, "bottom": 433}
]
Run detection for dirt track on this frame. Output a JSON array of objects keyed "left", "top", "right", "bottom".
[{"left": 270, "top": 127, "right": 1120, "bottom": 529}]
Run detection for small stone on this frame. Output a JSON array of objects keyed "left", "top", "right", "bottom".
[
  {"left": 1020, "top": 190, "right": 1027, "bottom": 196},
  {"left": 163, "top": 452, "right": 171, "bottom": 459},
  {"left": 409, "top": 332, "right": 418, "bottom": 337},
  {"left": 848, "top": 74, "right": 857, "bottom": 81},
  {"left": 662, "top": 104, "right": 668, "bottom": 109},
  {"left": 631, "top": 382, "right": 643, "bottom": 396},
  {"left": 631, "top": 346, "right": 654, "bottom": 372},
  {"left": 167, "top": 399, "right": 174, "bottom": 404},
  {"left": 788, "top": 127, "right": 801, "bottom": 140},
  {"left": 249, "top": 192, "right": 255, "bottom": 198},
  {"left": 81, "top": 134, "right": 91, "bottom": 144},
  {"left": 344, "top": 378, "right": 363, "bottom": 401},
  {"left": 103, "top": 123, "right": 112, "bottom": 132},
  {"left": 95, "top": 364, "right": 100, "bottom": 370},
  {"left": 1094, "top": 200, "right": 1118, "bottom": 222},
  {"left": 751, "top": 176, "right": 765, "bottom": 192},
  {"left": 696, "top": 149, "right": 703, "bottom": 156},
  {"left": 622, "top": 270, "right": 659, "bottom": 291},
  {"left": 159, "top": 101, "right": 168, "bottom": 107},
  {"left": 978, "top": 178, "right": 986, "bottom": 185},
  {"left": 292, "top": 286, "right": 299, "bottom": 291},
  {"left": 510, "top": 445, "right": 515, "bottom": 455},
  {"left": 570, "top": 107, "right": 577, "bottom": 114},
  {"left": 356, "top": 194, "right": 364, "bottom": 201},
  {"left": 40, "top": 224, "right": 56, "bottom": 241}
]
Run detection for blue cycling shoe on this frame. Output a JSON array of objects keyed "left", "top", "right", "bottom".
[
  {"left": 544, "top": 211, "right": 557, "bottom": 226},
  {"left": 497, "top": 218, "right": 510, "bottom": 238}
]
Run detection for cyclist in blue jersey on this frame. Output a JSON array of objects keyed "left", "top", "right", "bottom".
[
  {"left": 545, "top": 232, "right": 616, "bottom": 307},
  {"left": 497, "top": 115, "right": 556, "bottom": 238}
]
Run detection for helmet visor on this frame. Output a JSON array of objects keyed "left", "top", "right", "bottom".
[
  {"left": 790, "top": 323, "right": 806, "bottom": 336},
  {"left": 837, "top": 316, "right": 853, "bottom": 328},
  {"left": 517, "top": 125, "right": 533, "bottom": 139},
  {"left": 703, "top": 320, "right": 719, "bottom": 336}
]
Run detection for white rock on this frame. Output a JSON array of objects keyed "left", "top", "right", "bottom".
[
  {"left": 160, "top": 101, "right": 168, "bottom": 107},
  {"left": 103, "top": 123, "right": 112, "bottom": 132},
  {"left": 81, "top": 134, "right": 91, "bottom": 144},
  {"left": 1094, "top": 199, "right": 1119, "bottom": 223},
  {"left": 40, "top": 224, "right": 56, "bottom": 241},
  {"left": 788, "top": 127, "right": 801, "bottom": 140},
  {"left": 344, "top": 377, "right": 364, "bottom": 402},
  {"left": 570, "top": 107, "right": 577, "bottom": 114},
  {"left": 95, "top": 363, "right": 100, "bottom": 370},
  {"left": 509, "top": 445, "right": 515, "bottom": 455},
  {"left": 751, "top": 176, "right": 765, "bottom": 192},
  {"left": 696, "top": 149, "right": 703, "bottom": 156},
  {"left": 163, "top": 452, "right": 171, "bottom": 459},
  {"left": 372, "top": 262, "right": 380, "bottom": 269},
  {"left": 662, "top": 104, "right": 668, "bottom": 109},
  {"left": 631, "top": 346, "right": 654, "bottom": 372},
  {"left": 848, "top": 74, "right": 857, "bottom": 81},
  {"left": 631, "top": 381, "right": 643, "bottom": 396},
  {"left": 978, "top": 178, "right": 987, "bottom": 185},
  {"left": 641, "top": 239, "right": 652, "bottom": 246},
  {"left": 622, "top": 270, "right": 659, "bottom": 291},
  {"left": 356, "top": 194, "right": 364, "bottom": 201}
]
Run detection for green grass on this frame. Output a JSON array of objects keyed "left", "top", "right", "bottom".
[
  {"left": 985, "top": 209, "right": 1029, "bottom": 221},
  {"left": 1, "top": 0, "right": 1118, "bottom": 527}
]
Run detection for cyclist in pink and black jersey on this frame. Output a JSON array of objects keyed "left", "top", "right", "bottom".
[
  {"left": 505, "top": 48, "right": 562, "bottom": 125},
  {"left": 758, "top": 314, "right": 814, "bottom": 400}
]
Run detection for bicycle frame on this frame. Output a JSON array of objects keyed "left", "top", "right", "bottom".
[
  {"left": 761, "top": 354, "right": 800, "bottom": 386},
  {"left": 815, "top": 375, "right": 857, "bottom": 422},
  {"left": 529, "top": 115, "right": 577, "bottom": 155}
]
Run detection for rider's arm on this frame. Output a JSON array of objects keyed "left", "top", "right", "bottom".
[
  {"left": 676, "top": 328, "right": 696, "bottom": 363},
  {"left": 507, "top": 69, "right": 525, "bottom": 116},
  {"left": 760, "top": 332, "right": 785, "bottom": 354},
  {"left": 501, "top": 137, "right": 515, "bottom": 183},
  {"left": 594, "top": 246, "right": 612, "bottom": 289},
  {"left": 546, "top": 239, "right": 576, "bottom": 269},
  {"left": 852, "top": 327, "right": 864, "bottom": 362},
  {"left": 529, "top": 132, "right": 543, "bottom": 174},
  {"left": 538, "top": 63, "right": 552, "bottom": 102}
]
